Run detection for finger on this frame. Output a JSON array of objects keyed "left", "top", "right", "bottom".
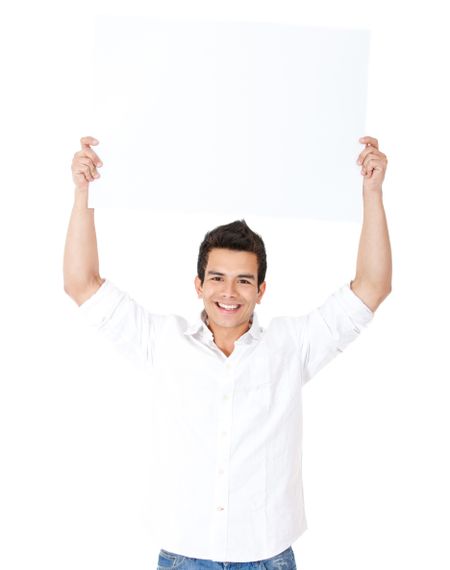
[
  {"left": 75, "top": 147, "right": 103, "bottom": 166},
  {"left": 359, "top": 136, "right": 378, "bottom": 149},
  {"left": 361, "top": 157, "right": 382, "bottom": 176},
  {"left": 362, "top": 153, "right": 386, "bottom": 171},
  {"left": 357, "top": 148, "right": 383, "bottom": 165},
  {"left": 357, "top": 149, "right": 375, "bottom": 165},
  {"left": 80, "top": 136, "right": 99, "bottom": 149},
  {"left": 78, "top": 158, "right": 99, "bottom": 179},
  {"left": 81, "top": 162, "right": 97, "bottom": 181},
  {"left": 359, "top": 149, "right": 380, "bottom": 165},
  {"left": 75, "top": 163, "right": 95, "bottom": 182}
]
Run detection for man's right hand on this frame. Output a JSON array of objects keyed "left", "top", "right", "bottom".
[{"left": 71, "top": 136, "right": 103, "bottom": 191}]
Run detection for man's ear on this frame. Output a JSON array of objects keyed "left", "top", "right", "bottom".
[
  {"left": 194, "top": 275, "right": 203, "bottom": 298},
  {"left": 256, "top": 281, "right": 266, "bottom": 304}
]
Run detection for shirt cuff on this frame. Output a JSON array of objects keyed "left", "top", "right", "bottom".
[
  {"left": 78, "top": 279, "right": 126, "bottom": 328},
  {"left": 335, "top": 283, "right": 374, "bottom": 330}
]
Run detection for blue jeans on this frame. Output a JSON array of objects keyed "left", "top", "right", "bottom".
[{"left": 157, "top": 546, "right": 297, "bottom": 570}]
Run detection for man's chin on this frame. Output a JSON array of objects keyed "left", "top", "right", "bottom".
[{"left": 210, "top": 315, "right": 251, "bottom": 332}]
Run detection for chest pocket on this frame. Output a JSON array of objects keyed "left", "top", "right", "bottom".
[
  {"left": 234, "top": 340, "right": 302, "bottom": 420},
  {"left": 231, "top": 349, "right": 274, "bottom": 420},
  {"left": 237, "top": 340, "right": 299, "bottom": 388}
]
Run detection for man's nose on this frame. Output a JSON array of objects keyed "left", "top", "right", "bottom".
[{"left": 220, "top": 280, "right": 238, "bottom": 297}]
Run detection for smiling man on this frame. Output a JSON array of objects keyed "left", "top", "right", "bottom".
[
  {"left": 194, "top": 246, "right": 266, "bottom": 357},
  {"left": 64, "top": 135, "right": 392, "bottom": 570}
]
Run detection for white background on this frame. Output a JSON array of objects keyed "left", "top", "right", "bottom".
[{"left": 1, "top": 1, "right": 449, "bottom": 570}]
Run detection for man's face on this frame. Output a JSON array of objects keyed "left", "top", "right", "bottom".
[{"left": 194, "top": 248, "right": 266, "bottom": 339}]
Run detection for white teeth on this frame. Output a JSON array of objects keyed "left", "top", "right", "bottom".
[{"left": 218, "top": 303, "right": 239, "bottom": 310}]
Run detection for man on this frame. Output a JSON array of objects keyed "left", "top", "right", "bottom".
[{"left": 63, "top": 135, "right": 392, "bottom": 569}]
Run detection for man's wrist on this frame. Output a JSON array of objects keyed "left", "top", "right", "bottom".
[
  {"left": 363, "top": 184, "right": 383, "bottom": 200},
  {"left": 73, "top": 188, "right": 93, "bottom": 212}
]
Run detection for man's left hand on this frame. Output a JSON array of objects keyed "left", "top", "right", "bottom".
[{"left": 357, "top": 136, "right": 388, "bottom": 192}]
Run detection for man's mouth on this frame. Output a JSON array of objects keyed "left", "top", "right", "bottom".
[{"left": 215, "top": 302, "right": 241, "bottom": 313}]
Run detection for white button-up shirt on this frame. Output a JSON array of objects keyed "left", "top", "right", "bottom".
[{"left": 78, "top": 279, "right": 373, "bottom": 562}]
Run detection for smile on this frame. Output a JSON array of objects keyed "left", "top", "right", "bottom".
[{"left": 215, "top": 302, "right": 241, "bottom": 313}]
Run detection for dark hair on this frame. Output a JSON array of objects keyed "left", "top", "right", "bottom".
[{"left": 197, "top": 219, "right": 267, "bottom": 291}]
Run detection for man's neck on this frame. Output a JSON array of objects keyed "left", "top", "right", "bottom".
[{"left": 206, "top": 318, "right": 251, "bottom": 353}]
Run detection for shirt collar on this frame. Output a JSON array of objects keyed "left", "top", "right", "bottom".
[{"left": 184, "top": 308, "right": 262, "bottom": 342}]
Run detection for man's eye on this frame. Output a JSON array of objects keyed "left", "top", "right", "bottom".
[{"left": 210, "top": 277, "right": 250, "bottom": 284}]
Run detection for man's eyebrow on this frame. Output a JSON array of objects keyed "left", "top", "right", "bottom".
[{"left": 207, "top": 271, "right": 256, "bottom": 280}]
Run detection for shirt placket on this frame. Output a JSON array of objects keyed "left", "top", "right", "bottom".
[{"left": 209, "top": 357, "right": 235, "bottom": 560}]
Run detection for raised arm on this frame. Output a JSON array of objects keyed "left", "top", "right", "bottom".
[
  {"left": 350, "top": 136, "right": 392, "bottom": 312},
  {"left": 63, "top": 136, "right": 105, "bottom": 305}
]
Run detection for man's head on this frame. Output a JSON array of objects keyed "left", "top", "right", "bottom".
[
  {"left": 194, "top": 220, "right": 267, "bottom": 340},
  {"left": 196, "top": 220, "right": 267, "bottom": 291}
]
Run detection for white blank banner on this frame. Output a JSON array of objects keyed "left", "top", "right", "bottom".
[{"left": 90, "top": 18, "right": 369, "bottom": 222}]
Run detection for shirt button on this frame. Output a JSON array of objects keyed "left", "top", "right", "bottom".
[
  {"left": 221, "top": 431, "right": 227, "bottom": 437},
  {"left": 218, "top": 468, "right": 225, "bottom": 475},
  {"left": 217, "top": 506, "right": 224, "bottom": 511}
]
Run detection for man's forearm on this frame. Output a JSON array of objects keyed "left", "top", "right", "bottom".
[
  {"left": 63, "top": 188, "right": 102, "bottom": 292},
  {"left": 353, "top": 186, "right": 392, "bottom": 295}
]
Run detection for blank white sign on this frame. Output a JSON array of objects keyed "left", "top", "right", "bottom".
[{"left": 90, "top": 18, "right": 369, "bottom": 222}]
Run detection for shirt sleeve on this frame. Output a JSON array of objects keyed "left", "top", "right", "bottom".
[
  {"left": 299, "top": 283, "right": 374, "bottom": 385},
  {"left": 77, "top": 279, "right": 160, "bottom": 367}
]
